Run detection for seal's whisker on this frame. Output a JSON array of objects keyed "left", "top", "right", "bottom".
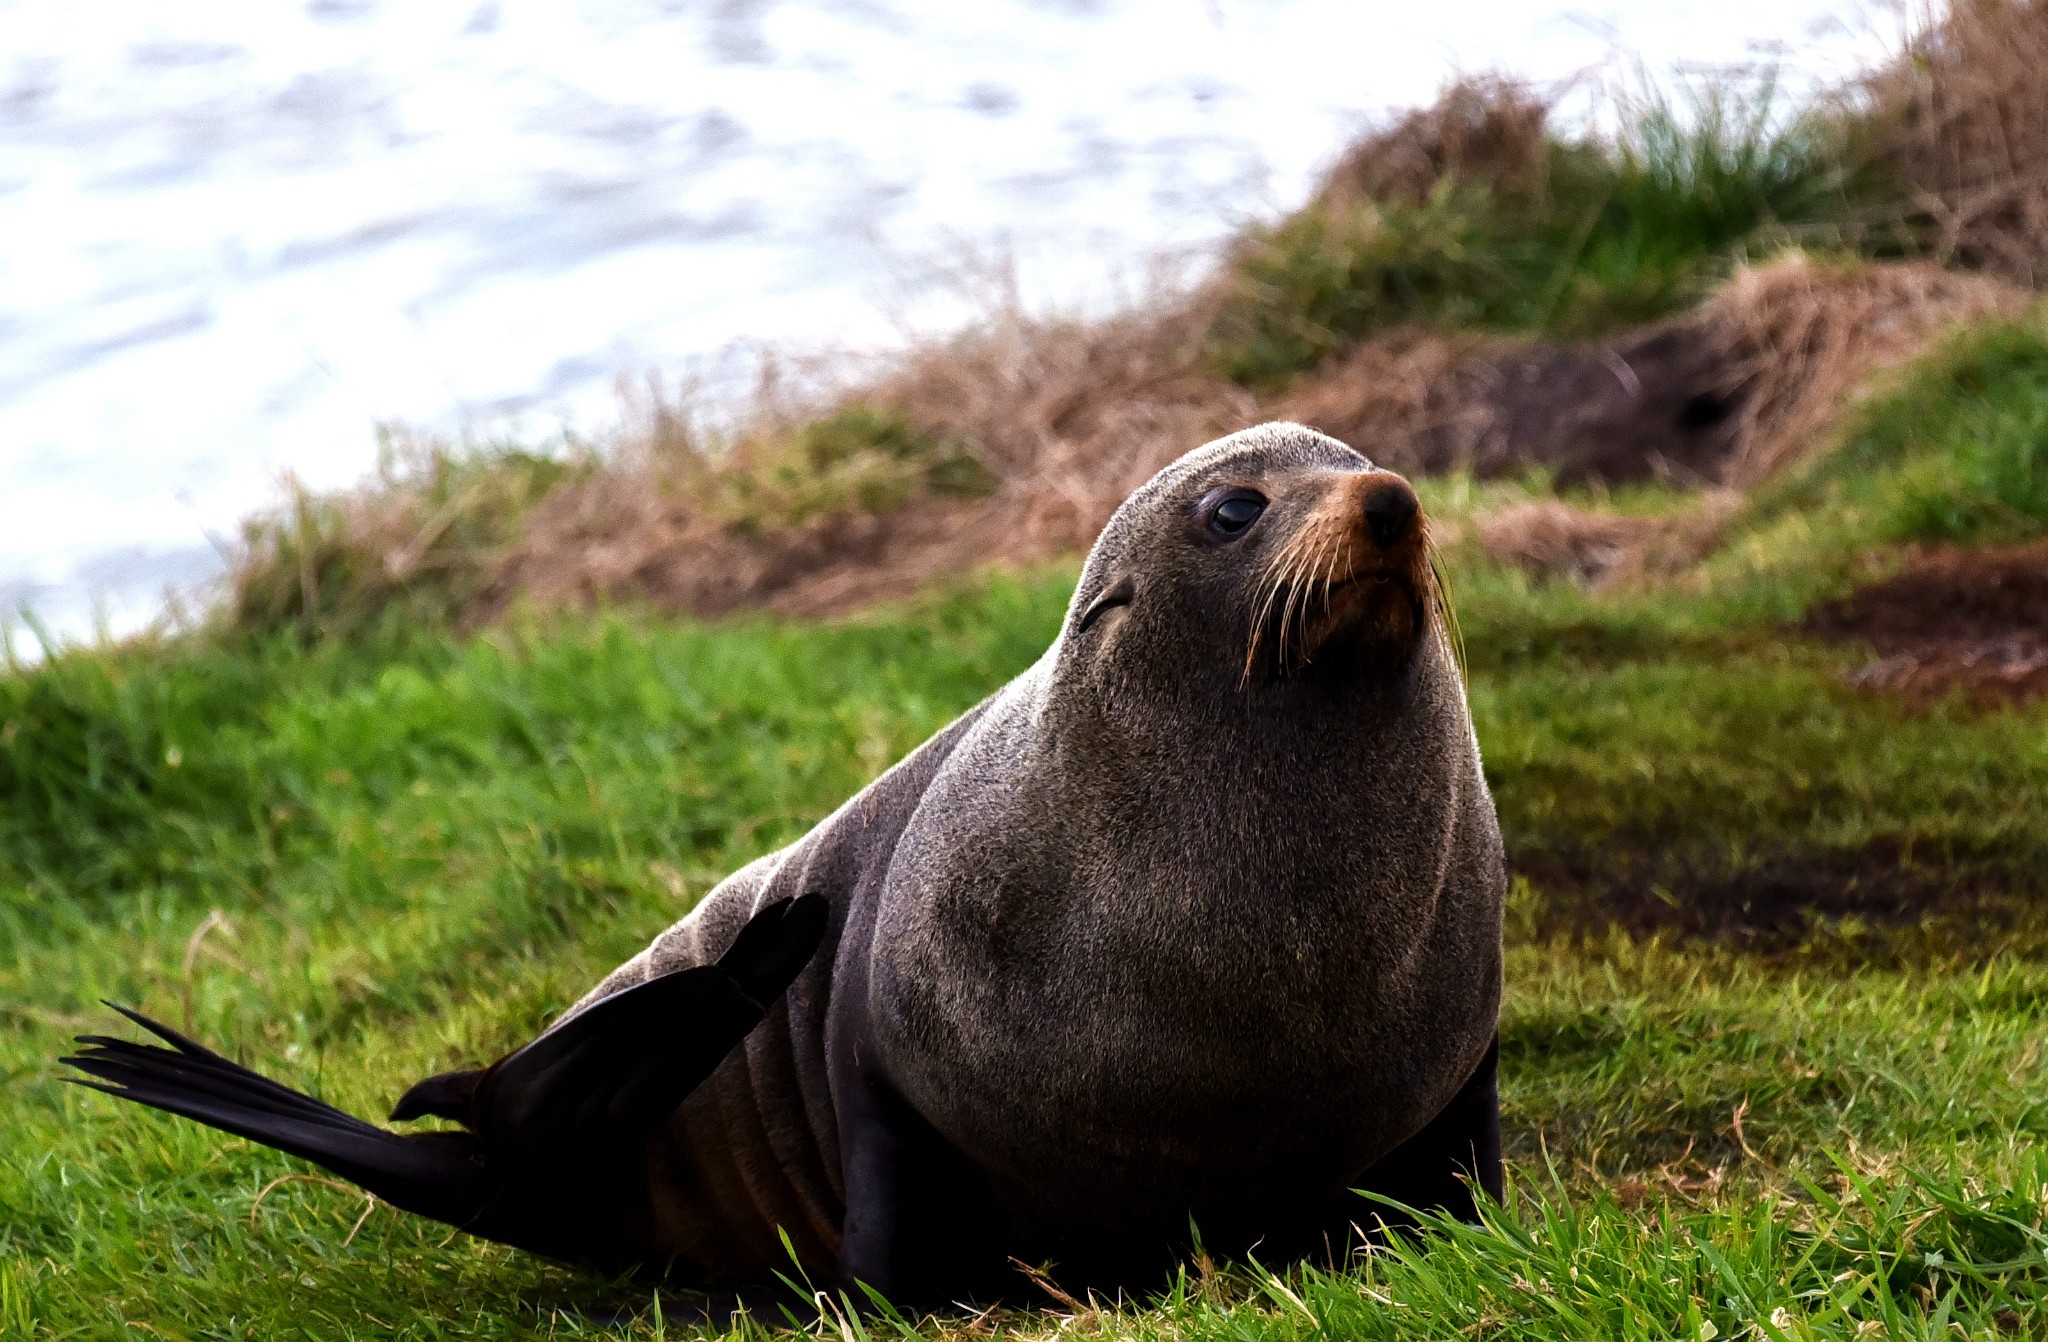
[
  {"left": 1303, "top": 526, "right": 1337, "bottom": 634},
  {"left": 1315, "top": 526, "right": 1346, "bottom": 615},
  {"left": 1296, "top": 522, "right": 1344, "bottom": 664},
  {"left": 1300, "top": 527, "right": 1327, "bottom": 616},
  {"left": 1244, "top": 533, "right": 1304, "bottom": 682},
  {"left": 1274, "top": 553, "right": 1300, "bottom": 671},
  {"left": 1290, "top": 525, "right": 1340, "bottom": 667},
  {"left": 1268, "top": 554, "right": 1299, "bottom": 673},
  {"left": 1275, "top": 534, "right": 1317, "bottom": 670},
  {"left": 1276, "top": 531, "right": 1320, "bottom": 671},
  {"left": 1425, "top": 526, "right": 1467, "bottom": 685},
  {"left": 1242, "top": 563, "right": 1281, "bottom": 683}
]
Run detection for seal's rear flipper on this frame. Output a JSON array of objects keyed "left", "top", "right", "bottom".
[
  {"left": 62, "top": 894, "right": 830, "bottom": 1264},
  {"left": 64, "top": 1007, "right": 491, "bottom": 1225}
]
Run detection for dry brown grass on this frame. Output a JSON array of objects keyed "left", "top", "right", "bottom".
[
  {"left": 1863, "top": 0, "right": 2048, "bottom": 284},
  {"left": 1312, "top": 75, "right": 1553, "bottom": 211},
  {"left": 488, "top": 298, "right": 1257, "bottom": 619},
  {"left": 1473, "top": 502, "right": 1666, "bottom": 586}
]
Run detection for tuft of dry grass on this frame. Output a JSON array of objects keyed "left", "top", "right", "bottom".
[
  {"left": 1862, "top": 0, "right": 2048, "bottom": 284},
  {"left": 1474, "top": 502, "right": 1666, "bottom": 585},
  {"left": 223, "top": 430, "right": 580, "bottom": 642},
  {"left": 1472, "top": 493, "right": 1747, "bottom": 587},
  {"left": 1314, "top": 76, "right": 1554, "bottom": 212}
]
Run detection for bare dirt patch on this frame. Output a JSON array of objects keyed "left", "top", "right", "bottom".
[{"left": 1804, "top": 542, "right": 2048, "bottom": 705}]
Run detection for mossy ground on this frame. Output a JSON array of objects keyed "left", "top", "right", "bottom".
[{"left": 8, "top": 320, "right": 2048, "bottom": 1337}]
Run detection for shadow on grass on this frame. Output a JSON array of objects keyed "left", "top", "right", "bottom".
[{"left": 1516, "top": 840, "right": 2045, "bottom": 955}]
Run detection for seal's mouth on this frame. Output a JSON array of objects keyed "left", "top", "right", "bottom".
[{"left": 1241, "top": 470, "right": 1437, "bottom": 683}]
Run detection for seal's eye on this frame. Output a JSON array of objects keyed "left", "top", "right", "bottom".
[{"left": 1207, "top": 491, "right": 1266, "bottom": 539}]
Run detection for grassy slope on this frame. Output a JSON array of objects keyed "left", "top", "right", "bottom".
[{"left": 9, "top": 322, "right": 2048, "bottom": 1337}]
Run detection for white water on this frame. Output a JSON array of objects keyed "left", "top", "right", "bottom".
[{"left": 0, "top": 0, "right": 1895, "bottom": 653}]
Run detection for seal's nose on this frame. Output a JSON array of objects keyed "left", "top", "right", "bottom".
[{"left": 1362, "top": 477, "right": 1420, "bottom": 550}]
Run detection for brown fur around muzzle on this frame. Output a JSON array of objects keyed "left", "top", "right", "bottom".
[{"left": 1243, "top": 469, "right": 1436, "bottom": 682}]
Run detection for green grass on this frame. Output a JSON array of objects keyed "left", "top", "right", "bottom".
[{"left": 1069, "top": 1148, "right": 2048, "bottom": 1340}]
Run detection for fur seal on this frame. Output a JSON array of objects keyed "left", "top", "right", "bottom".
[{"left": 65, "top": 422, "right": 1506, "bottom": 1306}]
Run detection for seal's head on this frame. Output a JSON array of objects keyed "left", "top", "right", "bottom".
[{"left": 1064, "top": 422, "right": 1443, "bottom": 695}]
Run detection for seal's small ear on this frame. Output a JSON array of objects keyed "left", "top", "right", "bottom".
[{"left": 1076, "top": 575, "right": 1135, "bottom": 634}]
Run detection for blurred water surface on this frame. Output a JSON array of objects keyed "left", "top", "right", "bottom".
[{"left": 0, "top": 0, "right": 1889, "bottom": 649}]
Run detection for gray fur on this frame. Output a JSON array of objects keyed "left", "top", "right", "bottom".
[{"left": 566, "top": 422, "right": 1506, "bottom": 1278}]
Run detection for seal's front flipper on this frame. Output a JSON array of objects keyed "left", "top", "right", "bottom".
[
  {"left": 389, "top": 1066, "right": 483, "bottom": 1123},
  {"left": 837, "top": 1064, "right": 1026, "bottom": 1306},
  {"left": 62, "top": 894, "right": 830, "bottom": 1267},
  {"left": 1352, "top": 1035, "right": 1501, "bottom": 1228},
  {"left": 463, "top": 893, "right": 830, "bottom": 1156}
]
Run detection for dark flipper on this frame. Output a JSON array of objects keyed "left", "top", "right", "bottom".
[
  {"left": 472, "top": 891, "right": 829, "bottom": 1158},
  {"left": 66, "top": 1006, "right": 489, "bottom": 1225},
  {"left": 62, "top": 894, "right": 830, "bottom": 1266},
  {"left": 390, "top": 1068, "right": 484, "bottom": 1123},
  {"left": 1353, "top": 1035, "right": 1501, "bottom": 1227}
]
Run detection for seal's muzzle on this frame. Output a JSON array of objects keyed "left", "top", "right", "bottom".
[{"left": 1246, "top": 468, "right": 1433, "bottom": 680}]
